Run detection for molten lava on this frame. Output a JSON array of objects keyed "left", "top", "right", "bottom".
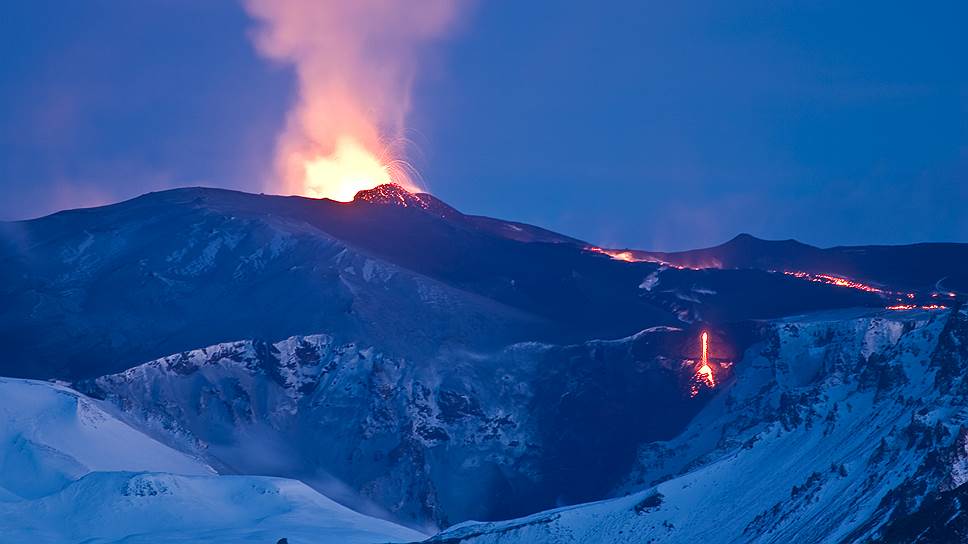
[
  {"left": 886, "top": 303, "right": 947, "bottom": 311},
  {"left": 586, "top": 246, "right": 703, "bottom": 269},
  {"left": 783, "top": 270, "right": 922, "bottom": 302},
  {"left": 783, "top": 271, "right": 887, "bottom": 294},
  {"left": 300, "top": 136, "right": 419, "bottom": 202},
  {"left": 690, "top": 331, "right": 720, "bottom": 397}
]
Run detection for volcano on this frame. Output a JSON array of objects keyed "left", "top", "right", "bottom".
[
  {"left": 2, "top": 185, "right": 967, "bottom": 538},
  {"left": 0, "top": 183, "right": 895, "bottom": 380}
]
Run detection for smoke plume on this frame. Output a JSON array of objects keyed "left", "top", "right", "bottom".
[{"left": 243, "top": 0, "right": 464, "bottom": 200}]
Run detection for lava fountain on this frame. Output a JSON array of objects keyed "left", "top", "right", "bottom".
[
  {"left": 243, "top": 0, "right": 464, "bottom": 201},
  {"left": 697, "top": 331, "right": 715, "bottom": 388},
  {"left": 690, "top": 331, "right": 726, "bottom": 397},
  {"left": 301, "top": 136, "right": 418, "bottom": 202}
]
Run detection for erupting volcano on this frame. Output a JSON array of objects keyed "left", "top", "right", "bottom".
[
  {"left": 243, "top": 0, "right": 460, "bottom": 202},
  {"left": 299, "top": 136, "right": 419, "bottom": 202}
]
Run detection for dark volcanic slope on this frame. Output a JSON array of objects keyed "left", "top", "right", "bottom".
[
  {"left": 1, "top": 185, "right": 883, "bottom": 379},
  {"left": 632, "top": 233, "right": 968, "bottom": 291},
  {"left": 873, "top": 482, "right": 968, "bottom": 544}
]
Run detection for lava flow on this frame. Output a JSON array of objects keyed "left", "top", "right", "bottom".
[
  {"left": 782, "top": 271, "right": 886, "bottom": 294},
  {"left": 697, "top": 332, "right": 715, "bottom": 386},
  {"left": 690, "top": 331, "right": 724, "bottom": 397},
  {"left": 586, "top": 246, "right": 704, "bottom": 269},
  {"left": 782, "top": 270, "right": 923, "bottom": 303},
  {"left": 587, "top": 247, "right": 639, "bottom": 262},
  {"left": 886, "top": 303, "right": 947, "bottom": 311}
]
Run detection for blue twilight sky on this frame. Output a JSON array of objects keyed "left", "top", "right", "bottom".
[{"left": 1, "top": 1, "right": 965, "bottom": 250}]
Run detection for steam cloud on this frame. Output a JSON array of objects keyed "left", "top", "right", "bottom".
[{"left": 243, "top": 0, "right": 464, "bottom": 198}]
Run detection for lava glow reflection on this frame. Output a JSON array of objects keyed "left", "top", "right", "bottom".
[{"left": 301, "top": 136, "right": 418, "bottom": 202}]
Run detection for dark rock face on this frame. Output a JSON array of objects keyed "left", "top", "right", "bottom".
[
  {"left": 420, "top": 307, "right": 968, "bottom": 544},
  {"left": 631, "top": 233, "right": 968, "bottom": 292},
  {"left": 873, "top": 482, "right": 968, "bottom": 544},
  {"left": 84, "top": 324, "right": 750, "bottom": 529}
]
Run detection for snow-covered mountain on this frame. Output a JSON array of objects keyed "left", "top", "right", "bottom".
[
  {"left": 0, "top": 377, "right": 425, "bottom": 543},
  {"left": 0, "top": 377, "right": 212, "bottom": 499},
  {"left": 426, "top": 305, "right": 968, "bottom": 543},
  {"left": 3, "top": 185, "right": 967, "bottom": 542}
]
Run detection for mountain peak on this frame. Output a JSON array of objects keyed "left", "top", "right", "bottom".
[
  {"left": 352, "top": 183, "right": 462, "bottom": 220},
  {"left": 722, "top": 232, "right": 809, "bottom": 249},
  {"left": 353, "top": 183, "right": 425, "bottom": 207}
]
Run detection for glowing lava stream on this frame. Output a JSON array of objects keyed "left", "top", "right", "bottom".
[
  {"left": 697, "top": 331, "right": 716, "bottom": 387},
  {"left": 585, "top": 246, "right": 702, "bottom": 269},
  {"left": 886, "top": 304, "right": 947, "bottom": 311},
  {"left": 300, "top": 136, "right": 420, "bottom": 202},
  {"left": 690, "top": 331, "right": 719, "bottom": 397}
]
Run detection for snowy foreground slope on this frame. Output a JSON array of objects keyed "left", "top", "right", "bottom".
[
  {"left": 428, "top": 306, "right": 968, "bottom": 544},
  {"left": 0, "top": 378, "right": 424, "bottom": 544}
]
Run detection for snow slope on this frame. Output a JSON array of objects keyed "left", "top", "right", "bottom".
[
  {"left": 0, "top": 377, "right": 212, "bottom": 499},
  {"left": 0, "top": 378, "right": 425, "bottom": 543},
  {"left": 428, "top": 306, "right": 968, "bottom": 543},
  {"left": 0, "top": 471, "right": 425, "bottom": 544}
]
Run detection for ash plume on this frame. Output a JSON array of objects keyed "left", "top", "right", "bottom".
[{"left": 243, "top": 0, "right": 466, "bottom": 199}]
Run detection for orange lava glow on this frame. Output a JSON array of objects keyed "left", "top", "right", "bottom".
[
  {"left": 886, "top": 304, "right": 947, "bottom": 311},
  {"left": 783, "top": 271, "right": 887, "bottom": 294},
  {"left": 690, "top": 331, "right": 719, "bottom": 397},
  {"left": 586, "top": 247, "right": 703, "bottom": 269},
  {"left": 299, "top": 136, "right": 419, "bottom": 202},
  {"left": 605, "top": 250, "right": 638, "bottom": 262},
  {"left": 586, "top": 246, "right": 638, "bottom": 262},
  {"left": 243, "top": 1, "right": 458, "bottom": 203}
]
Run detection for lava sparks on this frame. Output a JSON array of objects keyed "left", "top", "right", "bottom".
[{"left": 301, "top": 137, "right": 418, "bottom": 202}]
